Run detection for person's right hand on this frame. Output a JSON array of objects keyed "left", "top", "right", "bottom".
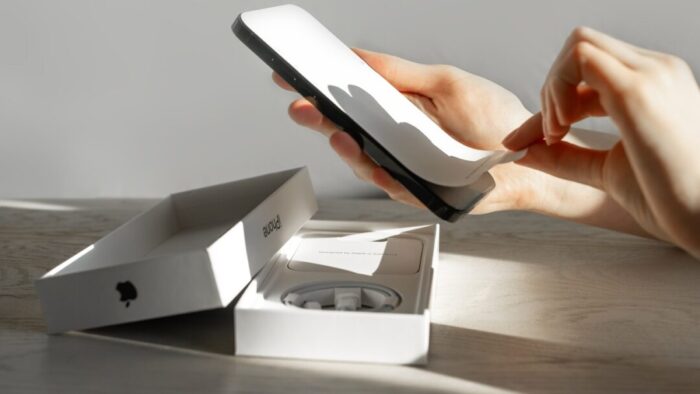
[{"left": 503, "top": 27, "right": 700, "bottom": 258}]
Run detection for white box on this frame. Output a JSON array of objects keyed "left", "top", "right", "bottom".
[
  {"left": 234, "top": 220, "right": 439, "bottom": 365},
  {"left": 36, "top": 167, "right": 317, "bottom": 333}
]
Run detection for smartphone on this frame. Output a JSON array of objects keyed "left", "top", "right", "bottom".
[{"left": 233, "top": 4, "right": 509, "bottom": 222}]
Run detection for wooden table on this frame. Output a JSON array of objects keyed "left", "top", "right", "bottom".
[{"left": 2, "top": 198, "right": 699, "bottom": 393}]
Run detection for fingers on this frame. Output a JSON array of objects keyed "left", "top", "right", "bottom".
[
  {"left": 574, "top": 84, "right": 607, "bottom": 118},
  {"left": 352, "top": 48, "right": 441, "bottom": 94},
  {"left": 502, "top": 88, "right": 606, "bottom": 150},
  {"left": 288, "top": 99, "right": 341, "bottom": 137},
  {"left": 502, "top": 112, "right": 545, "bottom": 150},
  {"left": 570, "top": 27, "right": 648, "bottom": 68},
  {"left": 543, "top": 27, "right": 637, "bottom": 145},
  {"left": 273, "top": 49, "right": 431, "bottom": 209},
  {"left": 517, "top": 140, "right": 608, "bottom": 190},
  {"left": 329, "top": 132, "right": 376, "bottom": 181},
  {"left": 575, "top": 42, "right": 632, "bottom": 95},
  {"left": 371, "top": 167, "right": 424, "bottom": 209},
  {"left": 329, "top": 132, "right": 424, "bottom": 208},
  {"left": 271, "top": 72, "right": 294, "bottom": 91},
  {"left": 544, "top": 83, "right": 567, "bottom": 143},
  {"left": 275, "top": 49, "right": 442, "bottom": 95}
]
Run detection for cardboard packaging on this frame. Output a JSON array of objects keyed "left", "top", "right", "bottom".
[
  {"left": 36, "top": 167, "right": 317, "bottom": 333},
  {"left": 234, "top": 220, "right": 439, "bottom": 365},
  {"left": 35, "top": 168, "right": 439, "bottom": 365}
]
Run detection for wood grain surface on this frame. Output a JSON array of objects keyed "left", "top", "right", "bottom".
[{"left": 1, "top": 198, "right": 699, "bottom": 393}]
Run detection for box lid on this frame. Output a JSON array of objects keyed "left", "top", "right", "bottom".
[{"left": 35, "top": 167, "right": 318, "bottom": 333}]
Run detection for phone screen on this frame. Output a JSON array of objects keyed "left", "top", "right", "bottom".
[{"left": 238, "top": 5, "right": 522, "bottom": 188}]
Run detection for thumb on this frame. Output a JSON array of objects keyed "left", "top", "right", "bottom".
[
  {"left": 518, "top": 140, "right": 608, "bottom": 190},
  {"left": 502, "top": 88, "right": 606, "bottom": 150},
  {"left": 502, "top": 112, "right": 545, "bottom": 150},
  {"left": 353, "top": 48, "right": 441, "bottom": 94}
]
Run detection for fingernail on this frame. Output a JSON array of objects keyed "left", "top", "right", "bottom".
[{"left": 542, "top": 123, "right": 552, "bottom": 145}]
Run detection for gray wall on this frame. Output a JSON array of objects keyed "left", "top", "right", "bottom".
[{"left": 1, "top": 0, "right": 697, "bottom": 198}]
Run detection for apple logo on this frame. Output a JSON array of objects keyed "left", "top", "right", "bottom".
[{"left": 116, "top": 281, "right": 138, "bottom": 307}]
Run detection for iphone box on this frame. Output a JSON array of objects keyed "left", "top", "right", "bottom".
[
  {"left": 35, "top": 167, "right": 317, "bottom": 333},
  {"left": 234, "top": 220, "right": 439, "bottom": 365}
]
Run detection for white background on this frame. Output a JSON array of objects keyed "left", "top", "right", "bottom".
[{"left": 1, "top": 0, "right": 697, "bottom": 198}]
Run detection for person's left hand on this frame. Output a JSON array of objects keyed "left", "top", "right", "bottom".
[{"left": 273, "top": 48, "right": 535, "bottom": 213}]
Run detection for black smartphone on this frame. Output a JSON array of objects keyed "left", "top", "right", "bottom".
[{"left": 233, "top": 5, "right": 518, "bottom": 222}]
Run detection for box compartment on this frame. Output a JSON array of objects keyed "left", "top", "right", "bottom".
[{"left": 235, "top": 220, "right": 438, "bottom": 364}]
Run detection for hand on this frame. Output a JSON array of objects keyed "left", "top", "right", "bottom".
[
  {"left": 503, "top": 27, "right": 700, "bottom": 258},
  {"left": 273, "top": 48, "right": 651, "bottom": 237},
  {"left": 273, "top": 48, "right": 535, "bottom": 212}
]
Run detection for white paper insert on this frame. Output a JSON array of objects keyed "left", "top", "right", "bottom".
[{"left": 288, "top": 237, "right": 423, "bottom": 275}]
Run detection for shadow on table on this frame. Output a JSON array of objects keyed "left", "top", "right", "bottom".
[
  {"left": 423, "top": 323, "right": 700, "bottom": 393},
  {"left": 84, "top": 303, "right": 236, "bottom": 355},
  {"left": 43, "top": 322, "right": 699, "bottom": 393},
  {"left": 41, "top": 333, "right": 434, "bottom": 394}
]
